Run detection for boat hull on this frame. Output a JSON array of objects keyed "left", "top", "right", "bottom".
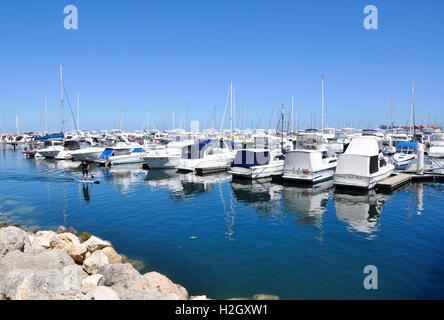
[{"left": 229, "top": 161, "right": 284, "bottom": 179}]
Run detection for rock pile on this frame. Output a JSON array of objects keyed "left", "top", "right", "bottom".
[{"left": 0, "top": 224, "right": 209, "bottom": 300}]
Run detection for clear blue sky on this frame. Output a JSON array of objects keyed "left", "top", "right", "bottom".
[{"left": 0, "top": 0, "right": 443, "bottom": 132}]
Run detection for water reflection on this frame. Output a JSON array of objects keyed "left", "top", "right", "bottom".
[
  {"left": 230, "top": 178, "right": 284, "bottom": 217},
  {"left": 145, "top": 170, "right": 231, "bottom": 201},
  {"left": 334, "top": 189, "right": 387, "bottom": 236},
  {"left": 82, "top": 184, "right": 91, "bottom": 203},
  {"left": 282, "top": 180, "right": 333, "bottom": 228}
]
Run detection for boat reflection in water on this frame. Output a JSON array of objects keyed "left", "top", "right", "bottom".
[
  {"left": 282, "top": 180, "right": 333, "bottom": 228},
  {"left": 102, "top": 164, "right": 146, "bottom": 194},
  {"left": 334, "top": 188, "right": 387, "bottom": 236},
  {"left": 144, "top": 170, "right": 231, "bottom": 200},
  {"left": 230, "top": 177, "right": 284, "bottom": 217}
]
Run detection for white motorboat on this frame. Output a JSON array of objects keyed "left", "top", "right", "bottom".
[
  {"left": 334, "top": 136, "right": 395, "bottom": 189},
  {"left": 392, "top": 141, "right": 417, "bottom": 170},
  {"left": 37, "top": 140, "right": 65, "bottom": 158},
  {"left": 229, "top": 148, "right": 284, "bottom": 179},
  {"left": 282, "top": 133, "right": 337, "bottom": 183},
  {"left": 98, "top": 146, "right": 146, "bottom": 165},
  {"left": 143, "top": 139, "right": 193, "bottom": 169},
  {"left": 177, "top": 139, "right": 235, "bottom": 173},
  {"left": 428, "top": 132, "right": 444, "bottom": 158},
  {"left": 70, "top": 146, "right": 105, "bottom": 162}
]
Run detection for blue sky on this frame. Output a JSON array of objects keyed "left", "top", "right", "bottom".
[{"left": 0, "top": 0, "right": 443, "bottom": 132}]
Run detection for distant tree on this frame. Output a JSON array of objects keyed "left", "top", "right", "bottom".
[{"left": 379, "top": 125, "right": 387, "bottom": 130}]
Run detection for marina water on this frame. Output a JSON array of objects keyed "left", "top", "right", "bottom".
[{"left": 1, "top": 144, "right": 443, "bottom": 299}]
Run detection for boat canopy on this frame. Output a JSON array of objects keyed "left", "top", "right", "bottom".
[
  {"left": 231, "top": 149, "right": 270, "bottom": 168},
  {"left": 344, "top": 137, "right": 379, "bottom": 157},
  {"left": 34, "top": 133, "right": 64, "bottom": 141},
  {"left": 395, "top": 141, "right": 418, "bottom": 148},
  {"left": 99, "top": 148, "right": 114, "bottom": 160},
  {"left": 181, "top": 139, "right": 213, "bottom": 159}
]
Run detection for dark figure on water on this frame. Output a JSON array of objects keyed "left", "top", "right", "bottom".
[
  {"left": 82, "top": 184, "right": 90, "bottom": 203},
  {"left": 81, "top": 159, "right": 90, "bottom": 181}
]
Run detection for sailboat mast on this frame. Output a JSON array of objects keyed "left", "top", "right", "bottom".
[
  {"left": 411, "top": 77, "right": 415, "bottom": 137},
  {"left": 281, "top": 104, "right": 284, "bottom": 153},
  {"left": 391, "top": 96, "right": 394, "bottom": 132},
  {"left": 230, "top": 81, "right": 233, "bottom": 134},
  {"left": 321, "top": 75, "right": 325, "bottom": 134},
  {"left": 60, "top": 64, "right": 64, "bottom": 133},
  {"left": 76, "top": 92, "right": 80, "bottom": 131},
  {"left": 291, "top": 96, "right": 294, "bottom": 132},
  {"left": 120, "top": 105, "right": 124, "bottom": 131},
  {"left": 45, "top": 93, "right": 48, "bottom": 133}
]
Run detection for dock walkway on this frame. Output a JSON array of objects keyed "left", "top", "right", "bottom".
[{"left": 376, "top": 173, "right": 412, "bottom": 191}]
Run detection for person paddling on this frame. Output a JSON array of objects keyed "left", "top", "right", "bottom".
[{"left": 81, "top": 158, "right": 90, "bottom": 181}]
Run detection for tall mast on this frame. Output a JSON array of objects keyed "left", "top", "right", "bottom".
[
  {"left": 60, "top": 64, "right": 64, "bottom": 133},
  {"left": 291, "top": 96, "right": 294, "bottom": 132},
  {"left": 16, "top": 115, "right": 19, "bottom": 134},
  {"left": 76, "top": 92, "right": 80, "bottom": 131},
  {"left": 281, "top": 104, "right": 284, "bottom": 152},
  {"left": 172, "top": 107, "right": 175, "bottom": 129},
  {"left": 411, "top": 77, "right": 415, "bottom": 137},
  {"left": 233, "top": 85, "right": 236, "bottom": 130},
  {"left": 45, "top": 93, "right": 48, "bottom": 133},
  {"left": 391, "top": 96, "right": 394, "bottom": 132},
  {"left": 120, "top": 105, "right": 124, "bottom": 131},
  {"left": 321, "top": 75, "right": 325, "bottom": 134},
  {"left": 230, "top": 81, "right": 233, "bottom": 133}
]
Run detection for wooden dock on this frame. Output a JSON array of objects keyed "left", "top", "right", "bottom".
[{"left": 376, "top": 173, "right": 412, "bottom": 191}]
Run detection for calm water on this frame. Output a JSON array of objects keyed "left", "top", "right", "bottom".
[{"left": 1, "top": 144, "right": 444, "bottom": 299}]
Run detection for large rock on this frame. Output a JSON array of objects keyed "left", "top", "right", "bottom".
[
  {"left": 0, "top": 249, "right": 74, "bottom": 275},
  {"left": 0, "top": 226, "right": 31, "bottom": 257},
  {"left": 97, "top": 263, "right": 151, "bottom": 291},
  {"left": 0, "top": 268, "right": 83, "bottom": 300},
  {"left": 32, "top": 231, "right": 57, "bottom": 250},
  {"left": 82, "top": 250, "right": 109, "bottom": 275},
  {"left": 82, "top": 236, "right": 112, "bottom": 253},
  {"left": 101, "top": 247, "right": 123, "bottom": 264},
  {"left": 81, "top": 274, "right": 104, "bottom": 294},
  {"left": 84, "top": 286, "right": 120, "bottom": 300},
  {"left": 49, "top": 233, "right": 87, "bottom": 264},
  {"left": 143, "top": 271, "right": 188, "bottom": 300}
]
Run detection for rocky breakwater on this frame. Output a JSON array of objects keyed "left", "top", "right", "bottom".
[{"left": 0, "top": 223, "right": 208, "bottom": 300}]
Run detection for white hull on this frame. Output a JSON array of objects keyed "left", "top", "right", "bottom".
[
  {"left": 143, "top": 156, "right": 180, "bottom": 169},
  {"left": 38, "top": 149, "right": 61, "bottom": 159},
  {"left": 71, "top": 148, "right": 105, "bottom": 162},
  {"left": 282, "top": 168, "right": 335, "bottom": 183},
  {"left": 229, "top": 161, "right": 284, "bottom": 179},
  {"left": 178, "top": 154, "right": 234, "bottom": 172},
  {"left": 334, "top": 165, "right": 394, "bottom": 190},
  {"left": 108, "top": 154, "right": 145, "bottom": 165}
]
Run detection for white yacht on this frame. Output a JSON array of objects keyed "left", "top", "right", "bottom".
[
  {"left": 334, "top": 136, "right": 395, "bottom": 189},
  {"left": 143, "top": 138, "right": 193, "bottom": 169},
  {"left": 392, "top": 141, "right": 418, "bottom": 170},
  {"left": 282, "top": 133, "right": 337, "bottom": 183},
  {"left": 229, "top": 148, "right": 284, "bottom": 179},
  {"left": 98, "top": 146, "right": 146, "bottom": 165},
  {"left": 37, "top": 140, "right": 65, "bottom": 158},
  {"left": 177, "top": 139, "right": 235, "bottom": 173},
  {"left": 428, "top": 132, "right": 444, "bottom": 158}
]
